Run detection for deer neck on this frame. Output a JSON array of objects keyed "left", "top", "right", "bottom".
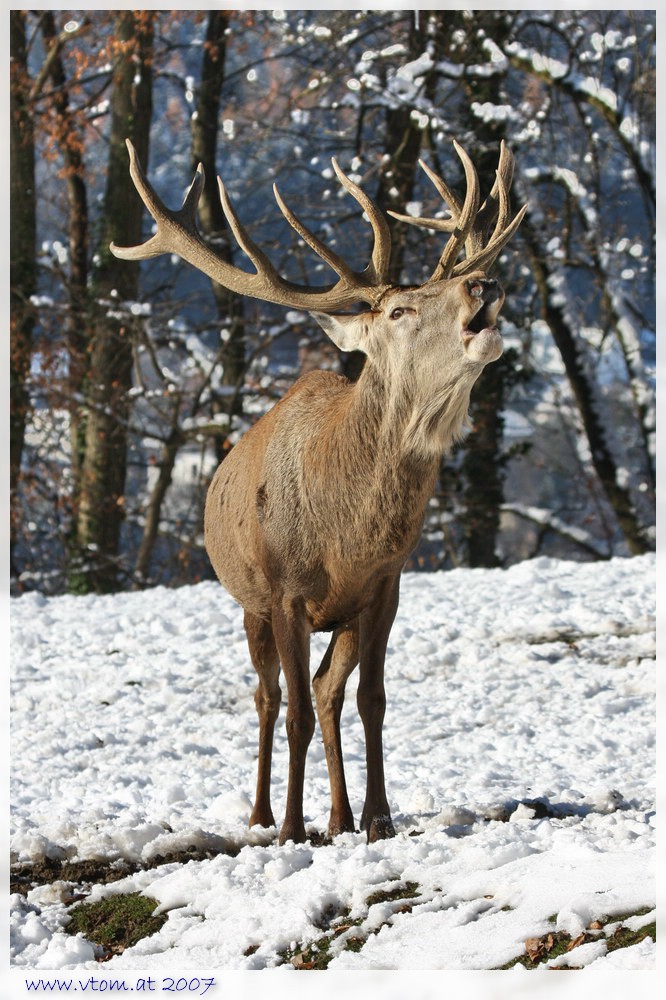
[{"left": 351, "top": 356, "right": 474, "bottom": 465}]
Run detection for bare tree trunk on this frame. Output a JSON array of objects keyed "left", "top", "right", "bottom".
[
  {"left": 9, "top": 12, "right": 37, "bottom": 566},
  {"left": 132, "top": 11, "right": 246, "bottom": 584},
  {"left": 72, "top": 11, "right": 155, "bottom": 593},
  {"left": 191, "top": 10, "right": 246, "bottom": 461},
  {"left": 133, "top": 425, "right": 182, "bottom": 585},
  {"left": 523, "top": 223, "right": 652, "bottom": 555},
  {"left": 462, "top": 359, "right": 508, "bottom": 567},
  {"left": 39, "top": 11, "right": 91, "bottom": 495}
]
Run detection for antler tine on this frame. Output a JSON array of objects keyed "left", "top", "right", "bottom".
[
  {"left": 387, "top": 158, "right": 460, "bottom": 232},
  {"left": 331, "top": 159, "right": 393, "bottom": 285},
  {"left": 270, "top": 160, "right": 394, "bottom": 290},
  {"left": 453, "top": 198, "right": 527, "bottom": 276},
  {"left": 272, "top": 182, "right": 359, "bottom": 286},
  {"left": 463, "top": 140, "right": 514, "bottom": 257},
  {"left": 427, "top": 143, "right": 480, "bottom": 281},
  {"left": 216, "top": 176, "right": 282, "bottom": 282},
  {"left": 111, "top": 138, "right": 276, "bottom": 298},
  {"left": 454, "top": 142, "right": 527, "bottom": 275},
  {"left": 387, "top": 141, "right": 481, "bottom": 281},
  {"left": 110, "top": 140, "right": 392, "bottom": 310},
  {"left": 387, "top": 139, "right": 525, "bottom": 279},
  {"left": 110, "top": 138, "right": 206, "bottom": 261}
]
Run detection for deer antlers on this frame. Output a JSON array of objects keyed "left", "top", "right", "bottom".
[
  {"left": 111, "top": 139, "right": 525, "bottom": 310},
  {"left": 389, "top": 140, "right": 527, "bottom": 282}
]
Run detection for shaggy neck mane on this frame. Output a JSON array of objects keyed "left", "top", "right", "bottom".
[{"left": 351, "top": 357, "right": 473, "bottom": 464}]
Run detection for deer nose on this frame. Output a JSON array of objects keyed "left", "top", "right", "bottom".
[{"left": 466, "top": 278, "right": 502, "bottom": 304}]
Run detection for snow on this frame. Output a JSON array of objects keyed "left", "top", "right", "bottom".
[{"left": 8, "top": 554, "right": 656, "bottom": 983}]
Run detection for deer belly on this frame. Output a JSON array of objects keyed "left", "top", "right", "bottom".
[
  {"left": 304, "top": 560, "right": 402, "bottom": 632},
  {"left": 306, "top": 601, "right": 361, "bottom": 633}
]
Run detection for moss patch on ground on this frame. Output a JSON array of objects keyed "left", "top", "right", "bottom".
[
  {"left": 66, "top": 892, "right": 167, "bottom": 960},
  {"left": 499, "top": 908, "right": 655, "bottom": 969},
  {"left": 10, "top": 843, "right": 240, "bottom": 897}
]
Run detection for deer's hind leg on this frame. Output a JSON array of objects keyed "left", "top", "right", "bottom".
[
  {"left": 312, "top": 621, "right": 360, "bottom": 837},
  {"left": 357, "top": 574, "right": 400, "bottom": 842},
  {"left": 244, "top": 610, "right": 281, "bottom": 830}
]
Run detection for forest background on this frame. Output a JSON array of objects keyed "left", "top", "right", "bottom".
[{"left": 9, "top": 7, "right": 656, "bottom": 596}]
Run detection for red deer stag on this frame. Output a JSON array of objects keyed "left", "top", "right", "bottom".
[{"left": 111, "top": 139, "right": 525, "bottom": 844}]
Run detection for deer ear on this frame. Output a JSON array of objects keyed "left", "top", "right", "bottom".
[{"left": 310, "top": 311, "right": 367, "bottom": 353}]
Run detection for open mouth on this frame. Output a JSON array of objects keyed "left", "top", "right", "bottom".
[
  {"left": 459, "top": 278, "right": 505, "bottom": 363},
  {"left": 461, "top": 301, "right": 502, "bottom": 344},
  {"left": 461, "top": 278, "right": 504, "bottom": 344}
]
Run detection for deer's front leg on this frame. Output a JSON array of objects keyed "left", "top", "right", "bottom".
[
  {"left": 244, "top": 611, "right": 281, "bottom": 830},
  {"left": 358, "top": 574, "right": 400, "bottom": 842},
  {"left": 271, "top": 595, "right": 314, "bottom": 845}
]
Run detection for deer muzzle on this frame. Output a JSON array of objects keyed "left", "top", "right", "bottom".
[{"left": 461, "top": 277, "right": 505, "bottom": 364}]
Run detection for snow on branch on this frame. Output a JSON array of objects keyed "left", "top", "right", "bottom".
[
  {"left": 502, "top": 503, "right": 611, "bottom": 558},
  {"left": 502, "top": 39, "right": 652, "bottom": 193}
]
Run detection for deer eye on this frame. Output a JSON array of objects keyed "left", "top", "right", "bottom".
[{"left": 389, "top": 307, "right": 406, "bottom": 320}]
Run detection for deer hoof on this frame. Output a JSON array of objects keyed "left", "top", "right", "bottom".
[
  {"left": 365, "top": 814, "right": 396, "bottom": 842},
  {"left": 249, "top": 808, "right": 276, "bottom": 830},
  {"left": 327, "top": 811, "right": 355, "bottom": 838},
  {"left": 278, "top": 821, "right": 308, "bottom": 845}
]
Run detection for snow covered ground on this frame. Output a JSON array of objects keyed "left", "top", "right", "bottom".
[{"left": 7, "top": 553, "right": 656, "bottom": 987}]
